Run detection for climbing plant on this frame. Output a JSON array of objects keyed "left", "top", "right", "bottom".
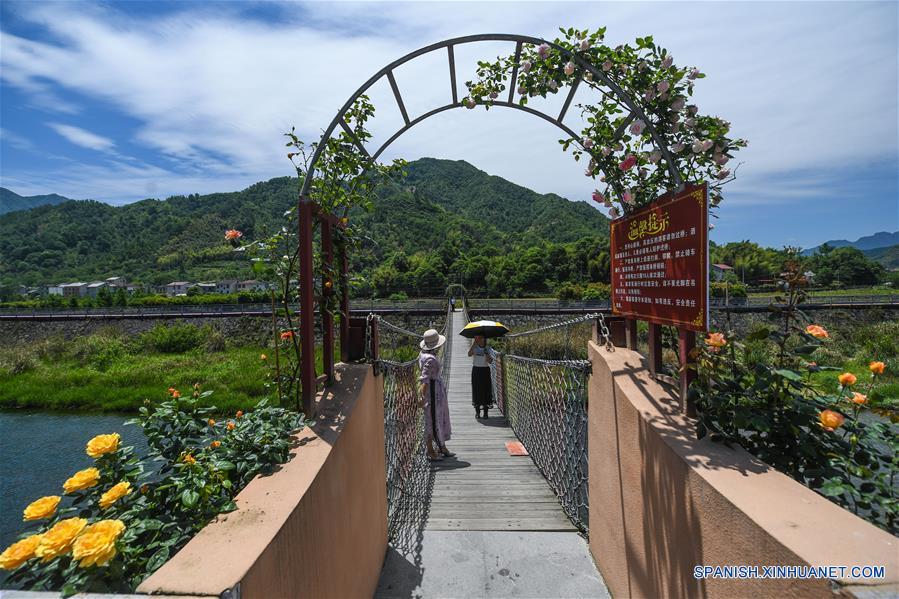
[
  {"left": 232, "top": 96, "right": 405, "bottom": 408},
  {"left": 463, "top": 27, "right": 747, "bottom": 218}
]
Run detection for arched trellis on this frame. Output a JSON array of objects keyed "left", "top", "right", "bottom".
[{"left": 297, "top": 33, "right": 684, "bottom": 411}]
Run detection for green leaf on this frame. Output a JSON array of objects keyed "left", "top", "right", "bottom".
[
  {"left": 774, "top": 369, "right": 802, "bottom": 382},
  {"left": 181, "top": 489, "right": 199, "bottom": 508}
]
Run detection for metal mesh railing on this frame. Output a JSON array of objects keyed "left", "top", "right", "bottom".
[
  {"left": 491, "top": 352, "right": 591, "bottom": 533},
  {"left": 380, "top": 301, "right": 452, "bottom": 548}
]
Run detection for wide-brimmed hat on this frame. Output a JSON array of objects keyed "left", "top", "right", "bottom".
[{"left": 420, "top": 328, "right": 447, "bottom": 350}]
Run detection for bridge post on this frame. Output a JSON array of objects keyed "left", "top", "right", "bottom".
[
  {"left": 298, "top": 196, "right": 316, "bottom": 416},
  {"left": 338, "top": 234, "right": 350, "bottom": 363},
  {"left": 321, "top": 219, "right": 335, "bottom": 385},
  {"left": 624, "top": 318, "right": 638, "bottom": 350},
  {"left": 647, "top": 323, "right": 663, "bottom": 375}
]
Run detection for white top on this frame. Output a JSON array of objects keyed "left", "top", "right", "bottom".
[{"left": 471, "top": 345, "right": 496, "bottom": 368}]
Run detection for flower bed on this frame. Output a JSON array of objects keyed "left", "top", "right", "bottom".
[
  {"left": 0, "top": 386, "right": 302, "bottom": 595},
  {"left": 693, "top": 255, "right": 898, "bottom": 535}
]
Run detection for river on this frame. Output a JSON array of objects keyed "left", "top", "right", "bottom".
[{"left": 0, "top": 410, "right": 148, "bottom": 580}]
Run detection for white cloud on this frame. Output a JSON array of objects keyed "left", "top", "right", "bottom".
[
  {"left": 47, "top": 123, "right": 116, "bottom": 152},
  {"left": 0, "top": 0, "right": 895, "bottom": 212}
]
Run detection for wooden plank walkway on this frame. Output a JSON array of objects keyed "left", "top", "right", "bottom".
[{"left": 425, "top": 311, "right": 575, "bottom": 532}]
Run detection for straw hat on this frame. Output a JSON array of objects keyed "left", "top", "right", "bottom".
[{"left": 420, "top": 328, "right": 447, "bottom": 350}]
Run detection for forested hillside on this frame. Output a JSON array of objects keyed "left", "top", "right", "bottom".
[
  {"left": 0, "top": 159, "right": 611, "bottom": 296},
  {"left": 0, "top": 187, "right": 71, "bottom": 215}
]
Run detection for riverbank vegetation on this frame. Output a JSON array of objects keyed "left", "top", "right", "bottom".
[{"left": 0, "top": 323, "right": 331, "bottom": 412}]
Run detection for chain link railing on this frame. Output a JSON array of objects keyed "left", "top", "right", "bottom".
[
  {"left": 492, "top": 353, "right": 591, "bottom": 533},
  {"left": 380, "top": 301, "right": 452, "bottom": 549}
]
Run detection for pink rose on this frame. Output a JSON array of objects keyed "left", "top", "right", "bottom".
[
  {"left": 657, "top": 80, "right": 670, "bottom": 94},
  {"left": 465, "top": 98, "right": 476, "bottom": 109},
  {"left": 580, "top": 39, "right": 590, "bottom": 51},
  {"left": 715, "top": 154, "right": 729, "bottom": 166},
  {"left": 716, "top": 168, "right": 731, "bottom": 180},
  {"left": 548, "top": 80, "right": 558, "bottom": 91},
  {"left": 603, "top": 199, "right": 613, "bottom": 208},
  {"left": 671, "top": 97, "right": 685, "bottom": 111},
  {"left": 591, "top": 190, "right": 604, "bottom": 203},
  {"left": 629, "top": 120, "right": 645, "bottom": 135},
  {"left": 644, "top": 88, "right": 656, "bottom": 102},
  {"left": 661, "top": 55, "right": 673, "bottom": 69},
  {"left": 520, "top": 60, "right": 532, "bottom": 73},
  {"left": 564, "top": 61, "right": 575, "bottom": 76},
  {"left": 619, "top": 154, "right": 637, "bottom": 171},
  {"left": 672, "top": 141, "right": 685, "bottom": 153},
  {"left": 670, "top": 122, "right": 681, "bottom": 134},
  {"left": 702, "top": 139, "right": 714, "bottom": 151},
  {"left": 489, "top": 91, "right": 498, "bottom": 99},
  {"left": 692, "top": 140, "right": 703, "bottom": 153},
  {"left": 537, "top": 43, "right": 550, "bottom": 58},
  {"left": 688, "top": 68, "right": 701, "bottom": 80},
  {"left": 685, "top": 118, "right": 696, "bottom": 129},
  {"left": 602, "top": 60, "right": 612, "bottom": 72},
  {"left": 648, "top": 151, "right": 662, "bottom": 164},
  {"left": 601, "top": 146, "right": 611, "bottom": 157},
  {"left": 622, "top": 190, "right": 634, "bottom": 204},
  {"left": 609, "top": 207, "right": 620, "bottom": 219},
  {"left": 687, "top": 104, "right": 699, "bottom": 115},
  {"left": 582, "top": 138, "right": 594, "bottom": 149},
  {"left": 518, "top": 85, "right": 527, "bottom": 95}
]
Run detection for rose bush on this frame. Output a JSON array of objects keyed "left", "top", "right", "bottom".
[
  {"left": 693, "top": 253, "right": 898, "bottom": 535},
  {"left": 1, "top": 385, "right": 302, "bottom": 595},
  {"left": 463, "top": 27, "right": 747, "bottom": 217}
]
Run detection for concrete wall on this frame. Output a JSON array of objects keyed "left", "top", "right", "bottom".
[
  {"left": 587, "top": 342, "right": 898, "bottom": 599},
  {"left": 138, "top": 363, "right": 387, "bottom": 599}
]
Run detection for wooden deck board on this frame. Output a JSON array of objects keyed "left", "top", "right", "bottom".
[{"left": 424, "top": 311, "right": 576, "bottom": 532}]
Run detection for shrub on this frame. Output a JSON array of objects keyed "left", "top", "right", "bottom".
[
  {"left": 693, "top": 256, "right": 898, "bottom": 535},
  {"left": 1, "top": 385, "right": 302, "bottom": 594},
  {"left": 139, "top": 323, "right": 208, "bottom": 354},
  {"left": 388, "top": 291, "right": 408, "bottom": 301},
  {"left": 581, "top": 283, "right": 610, "bottom": 301},
  {"left": 70, "top": 336, "right": 129, "bottom": 371},
  {"left": 710, "top": 281, "right": 747, "bottom": 298},
  {"left": 0, "top": 347, "right": 38, "bottom": 375},
  {"left": 555, "top": 282, "right": 582, "bottom": 301},
  {"left": 204, "top": 329, "right": 227, "bottom": 353}
]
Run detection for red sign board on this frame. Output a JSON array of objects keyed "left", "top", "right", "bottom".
[{"left": 610, "top": 183, "right": 709, "bottom": 332}]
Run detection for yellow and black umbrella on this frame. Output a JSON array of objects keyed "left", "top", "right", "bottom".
[{"left": 459, "top": 320, "right": 510, "bottom": 339}]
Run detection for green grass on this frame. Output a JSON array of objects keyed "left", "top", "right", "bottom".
[{"left": 0, "top": 346, "right": 271, "bottom": 412}]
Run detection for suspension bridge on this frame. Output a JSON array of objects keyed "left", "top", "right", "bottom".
[{"left": 373, "top": 305, "right": 609, "bottom": 597}]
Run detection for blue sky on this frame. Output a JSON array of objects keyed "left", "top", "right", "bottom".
[{"left": 1, "top": 1, "right": 896, "bottom": 249}]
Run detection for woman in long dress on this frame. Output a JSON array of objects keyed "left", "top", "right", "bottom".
[
  {"left": 419, "top": 328, "right": 454, "bottom": 461},
  {"left": 469, "top": 335, "right": 496, "bottom": 419}
]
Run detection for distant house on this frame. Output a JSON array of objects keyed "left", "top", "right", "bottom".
[
  {"left": 105, "top": 276, "right": 126, "bottom": 287},
  {"left": 711, "top": 264, "right": 735, "bottom": 281},
  {"left": 164, "top": 282, "right": 192, "bottom": 297},
  {"left": 237, "top": 280, "right": 267, "bottom": 293},
  {"left": 47, "top": 284, "right": 64, "bottom": 296},
  {"left": 85, "top": 281, "right": 108, "bottom": 298},
  {"left": 195, "top": 282, "right": 217, "bottom": 294},
  {"left": 216, "top": 280, "right": 238, "bottom": 294},
  {"left": 60, "top": 282, "right": 88, "bottom": 297}
]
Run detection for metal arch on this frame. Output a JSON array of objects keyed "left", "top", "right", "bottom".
[{"left": 298, "top": 32, "right": 683, "bottom": 200}]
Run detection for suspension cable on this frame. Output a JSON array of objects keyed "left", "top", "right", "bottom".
[{"left": 505, "top": 311, "right": 614, "bottom": 352}]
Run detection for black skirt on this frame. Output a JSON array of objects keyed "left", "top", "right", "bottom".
[{"left": 471, "top": 366, "right": 493, "bottom": 408}]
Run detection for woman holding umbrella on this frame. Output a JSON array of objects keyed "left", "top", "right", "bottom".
[
  {"left": 419, "top": 328, "right": 454, "bottom": 461},
  {"left": 461, "top": 320, "right": 509, "bottom": 419}
]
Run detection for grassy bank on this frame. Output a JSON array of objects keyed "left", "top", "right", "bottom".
[{"left": 0, "top": 323, "right": 336, "bottom": 412}]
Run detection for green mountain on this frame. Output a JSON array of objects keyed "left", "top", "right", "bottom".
[
  {"left": 864, "top": 245, "right": 899, "bottom": 270},
  {"left": 0, "top": 159, "right": 611, "bottom": 296},
  {"left": 0, "top": 187, "right": 71, "bottom": 215},
  {"left": 802, "top": 231, "right": 899, "bottom": 256}
]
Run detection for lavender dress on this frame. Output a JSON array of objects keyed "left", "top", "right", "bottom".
[{"left": 419, "top": 351, "right": 452, "bottom": 445}]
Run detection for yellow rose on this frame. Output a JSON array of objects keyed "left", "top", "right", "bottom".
[
  {"left": 86, "top": 433, "right": 120, "bottom": 458},
  {"left": 0, "top": 535, "right": 42, "bottom": 570},
  {"left": 838, "top": 372, "right": 857, "bottom": 387},
  {"left": 63, "top": 467, "right": 100, "bottom": 494},
  {"left": 870, "top": 361, "right": 885, "bottom": 375},
  {"left": 99, "top": 482, "right": 131, "bottom": 510},
  {"left": 805, "top": 324, "right": 829, "bottom": 339},
  {"left": 35, "top": 518, "right": 87, "bottom": 561},
  {"left": 23, "top": 496, "right": 61, "bottom": 521},
  {"left": 72, "top": 519, "right": 125, "bottom": 567},
  {"left": 818, "top": 409, "right": 845, "bottom": 432}
]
